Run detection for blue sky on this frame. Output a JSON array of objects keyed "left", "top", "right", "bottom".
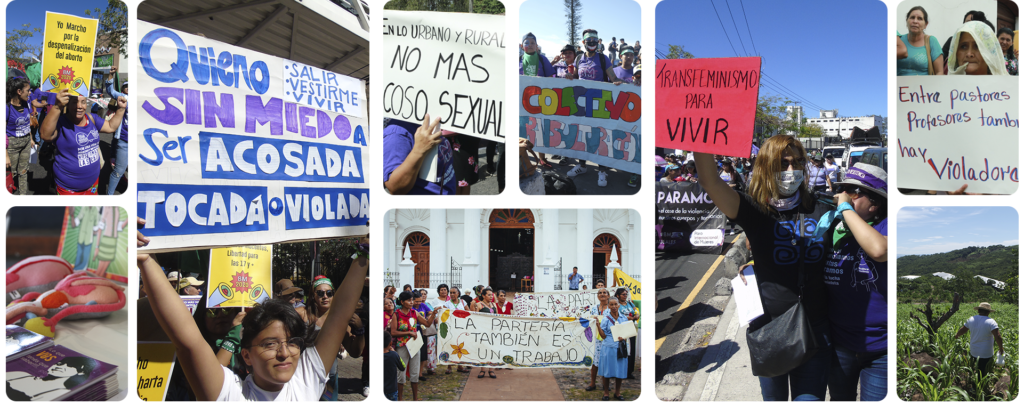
[
  {"left": 520, "top": 0, "right": 640, "bottom": 59},
  {"left": 655, "top": 0, "right": 886, "bottom": 117},
  {"left": 6, "top": 0, "right": 113, "bottom": 59},
  {"left": 898, "top": 207, "right": 1019, "bottom": 255}
]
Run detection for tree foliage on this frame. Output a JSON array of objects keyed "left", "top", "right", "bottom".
[
  {"left": 665, "top": 44, "right": 694, "bottom": 59},
  {"left": 754, "top": 94, "right": 797, "bottom": 141},
  {"left": 799, "top": 122, "right": 824, "bottom": 138},
  {"left": 6, "top": 24, "right": 43, "bottom": 63},
  {"left": 84, "top": 0, "right": 130, "bottom": 57},
  {"left": 564, "top": 0, "right": 583, "bottom": 48}
]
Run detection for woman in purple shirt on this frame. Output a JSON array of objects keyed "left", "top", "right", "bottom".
[
  {"left": 5, "top": 77, "right": 36, "bottom": 196},
  {"left": 38, "top": 89, "right": 125, "bottom": 195}
]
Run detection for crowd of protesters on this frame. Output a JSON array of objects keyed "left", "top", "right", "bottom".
[
  {"left": 382, "top": 283, "right": 639, "bottom": 400},
  {"left": 5, "top": 67, "right": 127, "bottom": 195},
  {"left": 519, "top": 29, "right": 643, "bottom": 190}
]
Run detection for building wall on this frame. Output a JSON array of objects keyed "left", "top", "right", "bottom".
[
  {"left": 386, "top": 209, "right": 636, "bottom": 292},
  {"left": 806, "top": 116, "right": 883, "bottom": 138}
]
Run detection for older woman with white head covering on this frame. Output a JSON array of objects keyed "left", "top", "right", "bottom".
[{"left": 947, "top": 21, "right": 1009, "bottom": 75}]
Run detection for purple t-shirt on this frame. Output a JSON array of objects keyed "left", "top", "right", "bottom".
[
  {"left": 6, "top": 104, "right": 31, "bottom": 138},
  {"left": 824, "top": 218, "right": 888, "bottom": 352},
  {"left": 53, "top": 113, "right": 105, "bottom": 191},
  {"left": 382, "top": 121, "right": 456, "bottom": 195},
  {"left": 613, "top": 66, "right": 634, "bottom": 83},
  {"left": 576, "top": 52, "right": 611, "bottom": 82}
]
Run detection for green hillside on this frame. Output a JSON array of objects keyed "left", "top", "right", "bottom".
[
  {"left": 897, "top": 245, "right": 1018, "bottom": 304},
  {"left": 896, "top": 244, "right": 1017, "bottom": 279}
]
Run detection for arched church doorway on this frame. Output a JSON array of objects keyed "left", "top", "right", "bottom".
[
  {"left": 403, "top": 232, "right": 430, "bottom": 288},
  {"left": 592, "top": 233, "right": 621, "bottom": 286},
  {"left": 488, "top": 209, "right": 535, "bottom": 292}
]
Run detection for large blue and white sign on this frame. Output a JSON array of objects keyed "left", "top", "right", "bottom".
[{"left": 137, "top": 21, "right": 369, "bottom": 250}]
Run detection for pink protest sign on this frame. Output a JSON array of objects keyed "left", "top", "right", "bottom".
[{"left": 655, "top": 57, "right": 761, "bottom": 158}]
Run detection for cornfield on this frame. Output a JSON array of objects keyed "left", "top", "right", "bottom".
[{"left": 897, "top": 302, "right": 1019, "bottom": 401}]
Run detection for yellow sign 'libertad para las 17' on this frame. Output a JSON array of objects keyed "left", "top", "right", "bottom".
[
  {"left": 206, "top": 245, "right": 273, "bottom": 308},
  {"left": 40, "top": 12, "right": 98, "bottom": 96}
]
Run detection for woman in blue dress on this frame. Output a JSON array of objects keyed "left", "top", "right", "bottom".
[
  {"left": 598, "top": 299, "right": 629, "bottom": 401},
  {"left": 585, "top": 287, "right": 611, "bottom": 392},
  {"left": 615, "top": 288, "right": 639, "bottom": 378}
]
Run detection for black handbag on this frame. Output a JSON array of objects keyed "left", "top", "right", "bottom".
[
  {"left": 617, "top": 339, "right": 628, "bottom": 359},
  {"left": 745, "top": 214, "right": 819, "bottom": 378}
]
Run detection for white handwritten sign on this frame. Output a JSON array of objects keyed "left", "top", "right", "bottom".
[
  {"left": 437, "top": 310, "right": 597, "bottom": 368},
  {"left": 896, "top": 76, "right": 1018, "bottom": 194},
  {"left": 283, "top": 59, "right": 364, "bottom": 118},
  {"left": 382, "top": 11, "right": 505, "bottom": 141},
  {"left": 513, "top": 290, "right": 599, "bottom": 318},
  {"left": 137, "top": 22, "right": 370, "bottom": 250}
]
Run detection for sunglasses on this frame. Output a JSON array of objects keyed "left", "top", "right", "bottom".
[
  {"left": 316, "top": 290, "right": 335, "bottom": 298},
  {"left": 837, "top": 185, "right": 878, "bottom": 202},
  {"left": 780, "top": 158, "right": 806, "bottom": 169}
]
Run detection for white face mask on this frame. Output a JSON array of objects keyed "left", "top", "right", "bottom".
[{"left": 776, "top": 170, "right": 804, "bottom": 197}]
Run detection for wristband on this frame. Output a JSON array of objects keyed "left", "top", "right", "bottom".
[
  {"left": 836, "top": 202, "right": 854, "bottom": 214},
  {"left": 217, "top": 324, "right": 243, "bottom": 354}
]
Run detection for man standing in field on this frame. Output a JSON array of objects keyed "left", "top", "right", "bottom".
[{"left": 955, "top": 302, "right": 1005, "bottom": 377}]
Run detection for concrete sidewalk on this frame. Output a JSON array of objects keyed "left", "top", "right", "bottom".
[
  {"left": 680, "top": 294, "right": 837, "bottom": 401},
  {"left": 460, "top": 368, "right": 564, "bottom": 401}
]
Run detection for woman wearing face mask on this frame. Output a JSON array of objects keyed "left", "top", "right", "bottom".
[
  {"left": 694, "top": 135, "right": 833, "bottom": 400},
  {"left": 585, "top": 288, "right": 612, "bottom": 392},
  {"left": 948, "top": 21, "right": 1009, "bottom": 75},
  {"left": 38, "top": 88, "right": 125, "bottom": 194}
]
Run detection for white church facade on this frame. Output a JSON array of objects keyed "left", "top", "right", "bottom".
[{"left": 384, "top": 209, "right": 640, "bottom": 293}]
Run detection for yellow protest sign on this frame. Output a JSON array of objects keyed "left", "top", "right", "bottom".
[
  {"left": 40, "top": 12, "right": 98, "bottom": 96},
  {"left": 207, "top": 245, "right": 273, "bottom": 308},
  {"left": 137, "top": 342, "right": 176, "bottom": 401},
  {"left": 613, "top": 268, "right": 641, "bottom": 301}
]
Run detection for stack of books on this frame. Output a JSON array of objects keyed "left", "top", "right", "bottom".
[{"left": 6, "top": 325, "right": 119, "bottom": 401}]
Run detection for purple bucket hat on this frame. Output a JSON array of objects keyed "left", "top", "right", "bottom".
[{"left": 836, "top": 163, "right": 887, "bottom": 199}]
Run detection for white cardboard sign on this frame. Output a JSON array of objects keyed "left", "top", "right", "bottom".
[
  {"left": 896, "top": 76, "right": 1018, "bottom": 194},
  {"left": 382, "top": 11, "right": 505, "bottom": 141}
]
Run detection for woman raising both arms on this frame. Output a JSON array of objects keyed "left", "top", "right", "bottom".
[{"left": 137, "top": 218, "right": 368, "bottom": 401}]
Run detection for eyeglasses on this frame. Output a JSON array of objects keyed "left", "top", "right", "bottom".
[
  {"left": 253, "top": 337, "right": 304, "bottom": 357},
  {"left": 316, "top": 290, "right": 335, "bottom": 298}
]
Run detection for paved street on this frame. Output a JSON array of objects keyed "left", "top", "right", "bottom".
[{"left": 523, "top": 155, "right": 639, "bottom": 195}]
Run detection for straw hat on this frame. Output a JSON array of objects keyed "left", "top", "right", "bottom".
[{"left": 975, "top": 302, "right": 994, "bottom": 311}]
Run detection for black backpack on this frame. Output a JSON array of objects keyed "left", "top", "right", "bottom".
[{"left": 543, "top": 171, "right": 577, "bottom": 195}]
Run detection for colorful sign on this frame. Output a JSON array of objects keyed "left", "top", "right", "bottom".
[
  {"left": 436, "top": 309, "right": 597, "bottom": 368},
  {"left": 655, "top": 57, "right": 761, "bottom": 158},
  {"left": 136, "top": 22, "right": 370, "bottom": 250},
  {"left": 56, "top": 207, "right": 129, "bottom": 283},
  {"left": 40, "top": 12, "right": 98, "bottom": 96},
  {"left": 206, "top": 245, "right": 273, "bottom": 308},
  {"left": 612, "top": 268, "right": 641, "bottom": 302},
  {"left": 512, "top": 290, "right": 599, "bottom": 318},
  {"left": 520, "top": 76, "right": 642, "bottom": 174},
  {"left": 896, "top": 76, "right": 1018, "bottom": 194},
  {"left": 382, "top": 11, "right": 505, "bottom": 141}
]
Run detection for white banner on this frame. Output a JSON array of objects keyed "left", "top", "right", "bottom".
[
  {"left": 513, "top": 290, "right": 599, "bottom": 318},
  {"left": 896, "top": 76, "right": 1018, "bottom": 194},
  {"left": 437, "top": 309, "right": 597, "bottom": 368},
  {"left": 382, "top": 11, "right": 505, "bottom": 141},
  {"left": 519, "top": 76, "right": 642, "bottom": 174},
  {"left": 136, "top": 21, "right": 369, "bottom": 250}
]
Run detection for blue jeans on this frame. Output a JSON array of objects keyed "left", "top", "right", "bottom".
[
  {"left": 759, "top": 323, "right": 832, "bottom": 401},
  {"left": 106, "top": 135, "right": 128, "bottom": 195},
  {"left": 74, "top": 243, "right": 92, "bottom": 270},
  {"left": 829, "top": 344, "right": 887, "bottom": 401}
]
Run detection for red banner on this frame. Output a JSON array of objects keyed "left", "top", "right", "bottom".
[{"left": 655, "top": 57, "right": 761, "bottom": 158}]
